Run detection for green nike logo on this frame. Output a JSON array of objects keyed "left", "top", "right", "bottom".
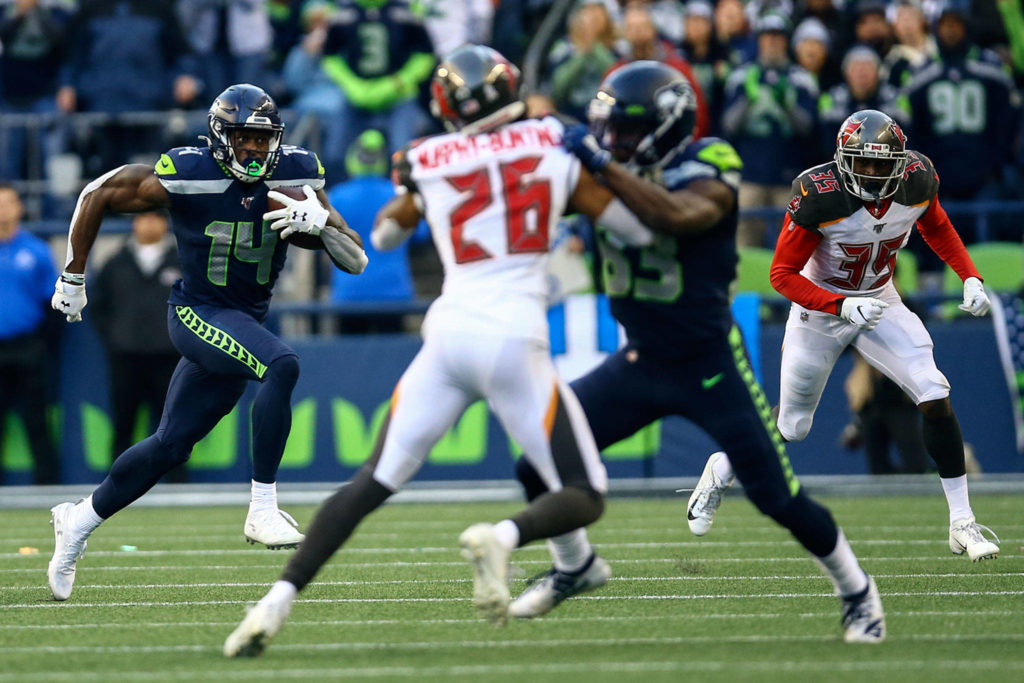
[{"left": 701, "top": 372, "right": 724, "bottom": 390}]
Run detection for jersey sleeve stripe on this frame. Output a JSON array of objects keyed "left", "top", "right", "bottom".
[
  {"left": 266, "top": 178, "right": 325, "bottom": 191},
  {"left": 158, "top": 178, "right": 234, "bottom": 194}
]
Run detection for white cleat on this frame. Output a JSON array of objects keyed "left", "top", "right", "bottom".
[
  {"left": 686, "top": 451, "right": 735, "bottom": 536},
  {"left": 841, "top": 575, "right": 886, "bottom": 643},
  {"left": 244, "top": 507, "right": 304, "bottom": 549},
  {"left": 48, "top": 502, "right": 89, "bottom": 601},
  {"left": 509, "top": 554, "right": 611, "bottom": 619},
  {"left": 223, "top": 598, "right": 292, "bottom": 658},
  {"left": 459, "top": 523, "right": 511, "bottom": 626},
  {"left": 949, "top": 516, "right": 1000, "bottom": 561}
]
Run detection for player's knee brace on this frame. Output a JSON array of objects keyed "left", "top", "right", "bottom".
[
  {"left": 265, "top": 354, "right": 300, "bottom": 388},
  {"left": 515, "top": 457, "right": 550, "bottom": 502}
]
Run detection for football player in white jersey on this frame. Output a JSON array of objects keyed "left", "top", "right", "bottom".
[
  {"left": 687, "top": 110, "right": 1000, "bottom": 562},
  {"left": 224, "top": 44, "right": 658, "bottom": 658}
]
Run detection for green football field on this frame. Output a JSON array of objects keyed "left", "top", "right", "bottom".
[{"left": 0, "top": 493, "right": 1021, "bottom": 682}]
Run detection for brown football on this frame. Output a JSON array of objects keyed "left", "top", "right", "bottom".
[{"left": 268, "top": 186, "right": 323, "bottom": 250}]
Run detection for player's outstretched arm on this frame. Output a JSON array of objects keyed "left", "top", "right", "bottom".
[
  {"left": 52, "top": 164, "right": 170, "bottom": 322},
  {"left": 372, "top": 193, "right": 422, "bottom": 252}
]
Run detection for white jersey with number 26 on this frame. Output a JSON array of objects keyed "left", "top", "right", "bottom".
[{"left": 403, "top": 116, "right": 581, "bottom": 342}]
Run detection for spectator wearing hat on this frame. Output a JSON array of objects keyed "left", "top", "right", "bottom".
[
  {"left": 883, "top": 0, "right": 938, "bottom": 87},
  {"left": 682, "top": 0, "right": 733, "bottom": 135},
  {"left": 817, "top": 45, "right": 910, "bottom": 158},
  {"left": 793, "top": 17, "right": 841, "bottom": 90},
  {"left": 326, "top": 130, "right": 425, "bottom": 333},
  {"left": 547, "top": 0, "right": 622, "bottom": 122},
  {"left": 722, "top": 12, "right": 818, "bottom": 248},
  {"left": 793, "top": 0, "right": 846, "bottom": 51},
  {"left": 714, "top": 0, "right": 757, "bottom": 66}
]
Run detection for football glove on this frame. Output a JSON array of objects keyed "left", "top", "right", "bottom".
[
  {"left": 840, "top": 296, "right": 889, "bottom": 331},
  {"left": 51, "top": 273, "right": 87, "bottom": 322},
  {"left": 563, "top": 123, "right": 611, "bottom": 174},
  {"left": 959, "top": 276, "right": 990, "bottom": 316},
  {"left": 264, "top": 185, "right": 329, "bottom": 239}
]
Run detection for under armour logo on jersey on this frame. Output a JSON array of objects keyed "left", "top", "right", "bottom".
[
  {"left": 873, "top": 223, "right": 886, "bottom": 233},
  {"left": 241, "top": 196, "right": 253, "bottom": 210},
  {"left": 292, "top": 211, "right": 307, "bottom": 222}
]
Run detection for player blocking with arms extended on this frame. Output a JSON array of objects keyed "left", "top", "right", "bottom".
[
  {"left": 512, "top": 62, "right": 886, "bottom": 642},
  {"left": 224, "top": 45, "right": 662, "bottom": 657},
  {"left": 686, "top": 109, "right": 1000, "bottom": 562},
  {"left": 47, "top": 84, "right": 368, "bottom": 601}
]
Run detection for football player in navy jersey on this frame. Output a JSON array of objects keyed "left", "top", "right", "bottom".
[
  {"left": 512, "top": 62, "right": 886, "bottom": 643},
  {"left": 46, "top": 84, "right": 367, "bottom": 602}
]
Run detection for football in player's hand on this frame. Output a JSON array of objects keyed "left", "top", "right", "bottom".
[{"left": 268, "top": 186, "right": 324, "bottom": 250}]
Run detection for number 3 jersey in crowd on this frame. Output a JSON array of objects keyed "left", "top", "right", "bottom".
[
  {"left": 154, "top": 145, "right": 326, "bottom": 322},
  {"left": 396, "top": 116, "right": 580, "bottom": 343},
  {"left": 773, "top": 150, "right": 980, "bottom": 315},
  {"left": 596, "top": 137, "right": 744, "bottom": 356}
]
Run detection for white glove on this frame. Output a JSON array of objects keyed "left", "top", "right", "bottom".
[
  {"left": 264, "top": 185, "right": 329, "bottom": 239},
  {"left": 959, "top": 276, "right": 990, "bottom": 316},
  {"left": 51, "top": 274, "right": 87, "bottom": 322},
  {"left": 840, "top": 296, "right": 889, "bottom": 331}
]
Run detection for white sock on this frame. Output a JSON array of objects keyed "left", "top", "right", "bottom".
[
  {"left": 263, "top": 580, "right": 298, "bottom": 606},
  {"left": 492, "top": 519, "right": 520, "bottom": 551},
  {"left": 250, "top": 480, "right": 277, "bottom": 511},
  {"left": 815, "top": 530, "right": 869, "bottom": 598},
  {"left": 940, "top": 475, "right": 973, "bottom": 524},
  {"left": 548, "top": 528, "right": 593, "bottom": 573},
  {"left": 72, "top": 495, "right": 105, "bottom": 535},
  {"left": 711, "top": 452, "right": 735, "bottom": 483}
]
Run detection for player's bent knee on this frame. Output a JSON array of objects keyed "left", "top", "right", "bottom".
[
  {"left": 777, "top": 412, "right": 811, "bottom": 442},
  {"left": 266, "top": 354, "right": 300, "bottom": 386},
  {"left": 567, "top": 484, "right": 604, "bottom": 525},
  {"left": 918, "top": 396, "right": 952, "bottom": 420}
]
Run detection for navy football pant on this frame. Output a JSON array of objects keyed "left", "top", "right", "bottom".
[
  {"left": 518, "top": 326, "right": 840, "bottom": 558},
  {"left": 92, "top": 305, "right": 298, "bottom": 518}
]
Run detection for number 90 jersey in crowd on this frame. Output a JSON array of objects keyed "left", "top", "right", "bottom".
[
  {"left": 395, "top": 116, "right": 580, "bottom": 343},
  {"left": 155, "top": 145, "right": 326, "bottom": 322},
  {"left": 786, "top": 150, "right": 938, "bottom": 296},
  {"left": 598, "top": 137, "right": 744, "bottom": 356}
]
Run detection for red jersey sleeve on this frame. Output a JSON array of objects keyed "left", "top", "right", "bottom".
[
  {"left": 915, "top": 198, "right": 981, "bottom": 282},
  {"left": 769, "top": 215, "right": 846, "bottom": 315}
]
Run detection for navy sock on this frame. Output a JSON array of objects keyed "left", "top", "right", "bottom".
[{"left": 251, "top": 355, "right": 300, "bottom": 483}]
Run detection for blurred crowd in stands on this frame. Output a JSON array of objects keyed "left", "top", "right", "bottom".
[{"left": 0, "top": 0, "right": 1021, "bottom": 256}]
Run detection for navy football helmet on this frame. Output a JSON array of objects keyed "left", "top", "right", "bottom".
[
  {"left": 834, "top": 109, "right": 908, "bottom": 200},
  {"left": 588, "top": 61, "right": 698, "bottom": 169},
  {"left": 206, "top": 84, "right": 284, "bottom": 183},
  {"left": 430, "top": 44, "right": 526, "bottom": 134}
]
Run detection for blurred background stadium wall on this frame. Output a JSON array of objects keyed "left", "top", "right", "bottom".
[{"left": 1, "top": 0, "right": 1022, "bottom": 485}]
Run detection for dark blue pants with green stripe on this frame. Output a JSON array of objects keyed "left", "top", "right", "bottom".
[
  {"left": 92, "top": 305, "right": 299, "bottom": 519},
  {"left": 522, "top": 327, "right": 841, "bottom": 558}
]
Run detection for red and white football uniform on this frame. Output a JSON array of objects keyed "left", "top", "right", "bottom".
[
  {"left": 768, "top": 151, "right": 981, "bottom": 441},
  {"left": 373, "top": 116, "right": 606, "bottom": 494}
]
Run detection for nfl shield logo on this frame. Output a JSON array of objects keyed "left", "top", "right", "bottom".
[
  {"left": 241, "top": 196, "right": 253, "bottom": 210},
  {"left": 800, "top": 311, "right": 809, "bottom": 322}
]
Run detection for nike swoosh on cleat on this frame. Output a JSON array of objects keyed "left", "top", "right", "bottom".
[
  {"left": 686, "top": 508, "right": 697, "bottom": 520},
  {"left": 701, "top": 372, "right": 724, "bottom": 390}
]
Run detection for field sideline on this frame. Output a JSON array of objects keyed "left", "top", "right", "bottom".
[{"left": 0, "top": 494, "right": 1021, "bottom": 682}]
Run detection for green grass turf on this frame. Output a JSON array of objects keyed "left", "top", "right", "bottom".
[{"left": 0, "top": 493, "right": 1021, "bottom": 682}]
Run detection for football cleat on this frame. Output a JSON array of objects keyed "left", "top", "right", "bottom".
[
  {"left": 686, "top": 451, "right": 734, "bottom": 536},
  {"left": 508, "top": 554, "right": 612, "bottom": 618},
  {"left": 459, "top": 523, "right": 511, "bottom": 626},
  {"left": 949, "top": 516, "right": 1000, "bottom": 561},
  {"left": 244, "top": 507, "right": 304, "bottom": 549},
  {"left": 48, "top": 502, "right": 90, "bottom": 601},
  {"left": 223, "top": 598, "right": 292, "bottom": 658},
  {"left": 840, "top": 575, "right": 886, "bottom": 643}
]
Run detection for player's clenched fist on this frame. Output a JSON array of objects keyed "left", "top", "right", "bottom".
[
  {"left": 840, "top": 296, "right": 889, "bottom": 331},
  {"left": 958, "top": 276, "right": 990, "bottom": 316},
  {"left": 51, "top": 272, "right": 87, "bottom": 322}
]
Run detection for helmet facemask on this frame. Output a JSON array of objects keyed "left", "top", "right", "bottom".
[
  {"left": 210, "top": 116, "right": 283, "bottom": 183},
  {"left": 834, "top": 112, "right": 908, "bottom": 201}
]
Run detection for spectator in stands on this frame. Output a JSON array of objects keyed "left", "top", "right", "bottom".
[
  {"left": 268, "top": 0, "right": 305, "bottom": 81},
  {"left": 792, "top": 0, "right": 845, "bottom": 53},
  {"left": 714, "top": 0, "right": 757, "bottom": 66},
  {"left": 851, "top": 0, "right": 894, "bottom": 60},
  {"left": 321, "top": 0, "right": 435, "bottom": 173},
  {"left": 0, "top": 0, "right": 72, "bottom": 182},
  {"left": 327, "top": 130, "right": 422, "bottom": 333},
  {"left": 0, "top": 184, "right": 60, "bottom": 484},
  {"left": 883, "top": 0, "right": 937, "bottom": 88},
  {"left": 817, "top": 46, "right": 909, "bottom": 159},
  {"left": 57, "top": 0, "right": 200, "bottom": 175},
  {"left": 644, "top": 0, "right": 685, "bottom": 46},
  {"left": 547, "top": 0, "right": 621, "bottom": 122},
  {"left": 793, "top": 17, "right": 841, "bottom": 90},
  {"left": 681, "top": 0, "right": 732, "bottom": 135},
  {"left": 282, "top": 2, "right": 347, "bottom": 179},
  {"left": 611, "top": 1, "right": 710, "bottom": 138},
  {"left": 419, "top": 0, "right": 494, "bottom": 58},
  {"left": 176, "top": 0, "right": 274, "bottom": 103},
  {"left": 722, "top": 12, "right": 818, "bottom": 247},
  {"left": 89, "top": 211, "right": 185, "bottom": 481},
  {"left": 905, "top": 4, "right": 1021, "bottom": 243}
]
